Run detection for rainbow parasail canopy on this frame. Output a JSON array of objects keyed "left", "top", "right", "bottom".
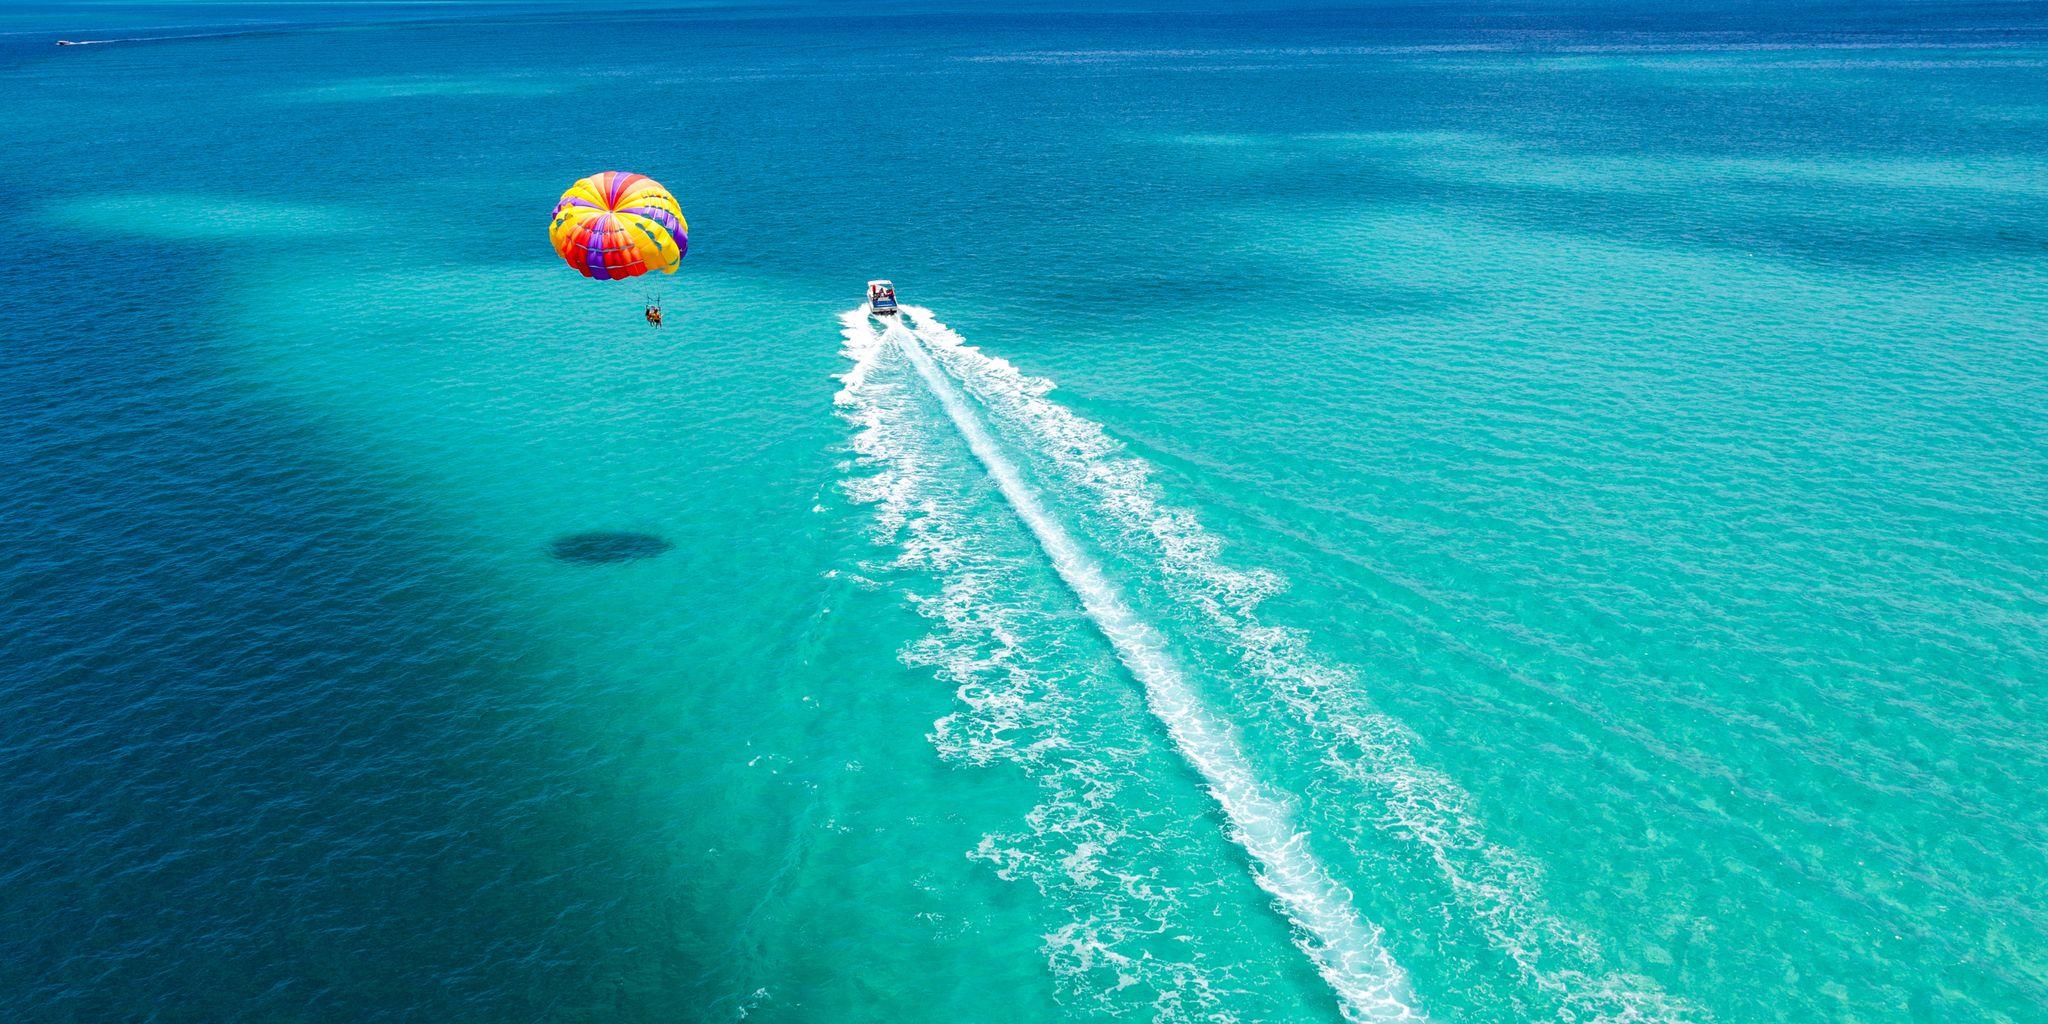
[{"left": 548, "top": 172, "right": 687, "bottom": 281}]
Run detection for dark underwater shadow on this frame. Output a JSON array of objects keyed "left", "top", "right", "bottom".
[{"left": 548, "top": 531, "right": 674, "bottom": 565}]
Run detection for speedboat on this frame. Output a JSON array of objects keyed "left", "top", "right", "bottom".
[{"left": 867, "top": 280, "right": 898, "bottom": 316}]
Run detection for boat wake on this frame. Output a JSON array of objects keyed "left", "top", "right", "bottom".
[
  {"left": 837, "top": 305, "right": 1700, "bottom": 1023},
  {"left": 46, "top": 20, "right": 294, "bottom": 47},
  {"left": 839, "top": 355, "right": 1254, "bottom": 1018},
  {"left": 841, "top": 310, "right": 1419, "bottom": 1022}
]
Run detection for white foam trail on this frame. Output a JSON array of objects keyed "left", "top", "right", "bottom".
[
  {"left": 878, "top": 313, "right": 1424, "bottom": 1024},
  {"left": 900, "top": 305, "right": 1701, "bottom": 1024},
  {"left": 838, "top": 310, "right": 1248, "bottom": 1021}
]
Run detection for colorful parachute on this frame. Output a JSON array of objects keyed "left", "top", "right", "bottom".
[{"left": 548, "top": 172, "right": 687, "bottom": 281}]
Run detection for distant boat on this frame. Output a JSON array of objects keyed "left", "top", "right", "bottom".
[{"left": 56, "top": 40, "right": 80, "bottom": 46}]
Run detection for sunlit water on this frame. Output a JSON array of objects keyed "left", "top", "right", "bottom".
[{"left": 4, "top": 3, "right": 2046, "bottom": 1023}]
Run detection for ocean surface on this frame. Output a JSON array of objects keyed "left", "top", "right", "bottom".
[{"left": 3, "top": 3, "right": 2046, "bottom": 1022}]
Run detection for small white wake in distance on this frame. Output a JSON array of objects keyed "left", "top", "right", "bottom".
[
  {"left": 53, "top": 30, "right": 272, "bottom": 45},
  {"left": 869, "top": 312, "right": 1425, "bottom": 1024},
  {"left": 898, "top": 306, "right": 1702, "bottom": 1024}
]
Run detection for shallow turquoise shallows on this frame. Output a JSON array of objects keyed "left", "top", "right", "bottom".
[{"left": 4, "top": 3, "right": 2046, "bottom": 1023}]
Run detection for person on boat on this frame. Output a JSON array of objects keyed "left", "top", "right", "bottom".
[{"left": 645, "top": 304, "right": 663, "bottom": 328}]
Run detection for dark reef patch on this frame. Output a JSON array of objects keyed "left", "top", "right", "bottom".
[{"left": 548, "top": 531, "right": 673, "bottom": 565}]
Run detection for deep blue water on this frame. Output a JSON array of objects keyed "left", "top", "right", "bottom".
[{"left": 4, "top": 3, "right": 2046, "bottom": 1023}]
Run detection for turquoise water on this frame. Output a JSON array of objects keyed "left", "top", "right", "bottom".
[{"left": 4, "top": 3, "right": 2047, "bottom": 1022}]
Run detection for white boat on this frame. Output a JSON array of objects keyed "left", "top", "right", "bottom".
[{"left": 867, "top": 280, "right": 898, "bottom": 316}]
